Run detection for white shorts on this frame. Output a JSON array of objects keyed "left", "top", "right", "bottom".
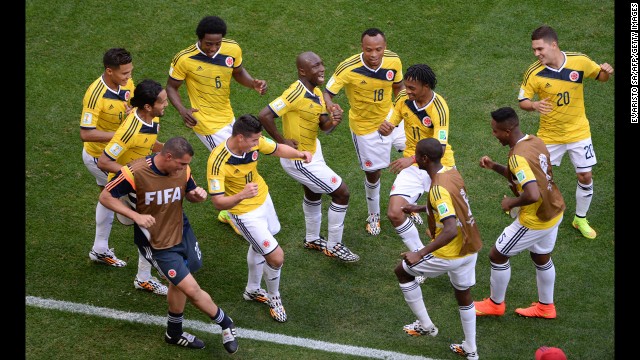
[
  {"left": 392, "top": 120, "right": 406, "bottom": 152},
  {"left": 195, "top": 120, "right": 235, "bottom": 152},
  {"left": 389, "top": 165, "right": 430, "bottom": 203},
  {"left": 280, "top": 139, "right": 342, "bottom": 194},
  {"left": 230, "top": 194, "right": 281, "bottom": 256},
  {"left": 495, "top": 216, "right": 562, "bottom": 256},
  {"left": 547, "top": 138, "right": 596, "bottom": 173},
  {"left": 403, "top": 252, "right": 477, "bottom": 291},
  {"left": 82, "top": 148, "right": 108, "bottom": 186},
  {"left": 351, "top": 129, "right": 394, "bottom": 171}
]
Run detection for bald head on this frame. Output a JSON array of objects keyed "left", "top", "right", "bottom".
[
  {"left": 296, "top": 51, "right": 325, "bottom": 87},
  {"left": 297, "top": 51, "right": 320, "bottom": 69}
]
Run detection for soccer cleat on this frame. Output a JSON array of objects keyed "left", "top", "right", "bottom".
[
  {"left": 365, "top": 213, "right": 381, "bottom": 235},
  {"left": 243, "top": 288, "right": 269, "bottom": 303},
  {"left": 89, "top": 248, "right": 127, "bottom": 267},
  {"left": 572, "top": 216, "right": 596, "bottom": 239},
  {"left": 165, "top": 331, "right": 205, "bottom": 349},
  {"left": 474, "top": 298, "right": 505, "bottom": 316},
  {"left": 323, "top": 243, "right": 360, "bottom": 262},
  {"left": 218, "top": 210, "right": 242, "bottom": 235},
  {"left": 450, "top": 341, "right": 479, "bottom": 360},
  {"left": 409, "top": 212, "right": 423, "bottom": 225},
  {"left": 221, "top": 323, "right": 238, "bottom": 354},
  {"left": 515, "top": 302, "right": 556, "bottom": 319},
  {"left": 303, "top": 236, "right": 327, "bottom": 251},
  {"left": 403, "top": 320, "right": 438, "bottom": 337},
  {"left": 415, "top": 276, "right": 426, "bottom": 285},
  {"left": 268, "top": 295, "right": 287, "bottom": 322},
  {"left": 134, "top": 276, "right": 168, "bottom": 296}
]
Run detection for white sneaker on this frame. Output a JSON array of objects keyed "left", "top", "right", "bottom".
[
  {"left": 268, "top": 296, "right": 287, "bottom": 322},
  {"left": 134, "top": 276, "right": 168, "bottom": 296},
  {"left": 403, "top": 320, "right": 438, "bottom": 337},
  {"left": 450, "top": 341, "right": 479, "bottom": 360},
  {"left": 89, "top": 248, "right": 127, "bottom": 267},
  {"left": 366, "top": 213, "right": 381, "bottom": 235}
]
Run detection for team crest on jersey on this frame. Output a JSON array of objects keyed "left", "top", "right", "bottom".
[
  {"left": 263, "top": 240, "right": 270, "bottom": 248},
  {"left": 252, "top": 151, "right": 258, "bottom": 161},
  {"left": 168, "top": 269, "right": 177, "bottom": 278},
  {"left": 225, "top": 56, "right": 234, "bottom": 67},
  {"left": 124, "top": 90, "right": 131, "bottom": 101},
  {"left": 422, "top": 116, "right": 432, "bottom": 127},
  {"left": 386, "top": 70, "right": 394, "bottom": 81},
  {"left": 109, "top": 143, "right": 124, "bottom": 157},
  {"left": 82, "top": 112, "right": 93, "bottom": 125},
  {"left": 569, "top": 71, "right": 579, "bottom": 81},
  {"left": 364, "top": 160, "right": 373, "bottom": 168},
  {"left": 209, "top": 179, "right": 221, "bottom": 191}
]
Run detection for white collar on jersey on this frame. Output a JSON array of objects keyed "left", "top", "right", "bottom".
[
  {"left": 359, "top": 53, "right": 383, "bottom": 72},
  {"left": 544, "top": 51, "right": 567, "bottom": 72}
]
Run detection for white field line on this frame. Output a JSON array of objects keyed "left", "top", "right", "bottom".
[{"left": 26, "top": 296, "right": 439, "bottom": 360}]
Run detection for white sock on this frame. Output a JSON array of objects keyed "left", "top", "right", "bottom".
[
  {"left": 536, "top": 259, "right": 556, "bottom": 304},
  {"left": 395, "top": 218, "right": 424, "bottom": 251},
  {"left": 399, "top": 281, "right": 434, "bottom": 329},
  {"left": 264, "top": 262, "right": 282, "bottom": 298},
  {"left": 575, "top": 180, "right": 593, "bottom": 217},
  {"left": 459, "top": 303, "right": 477, "bottom": 352},
  {"left": 364, "top": 179, "right": 380, "bottom": 215},
  {"left": 489, "top": 260, "right": 511, "bottom": 304},
  {"left": 303, "top": 197, "right": 322, "bottom": 241},
  {"left": 246, "top": 247, "right": 265, "bottom": 291},
  {"left": 136, "top": 250, "right": 152, "bottom": 281},
  {"left": 93, "top": 202, "right": 114, "bottom": 253},
  {"left": 327, "top": 202, "right": 348, "bottom": 248}
]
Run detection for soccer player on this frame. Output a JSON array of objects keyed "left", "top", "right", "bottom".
[
  {"left": 323, "top": 28, "right": 406, "bottom": 236},
  {"left": 257, "top": 51, "right": 359, "bottom": 262},
  {"left": 167, "top": 15, "right": 268, "bottom": 235},
  {"left": 474, "top": 107, "right": 565, "bottom": 319},
  {"left": 518, "top": 25, "right": 614, "bottom": 239},
  {"left": 206, "top": 114, "right": 312, "bottom": 323},
  {"left": 99, "top": 136, "right": 238, "bottom": 354},
  {"left": 80, "top": 48, "right": 134, "bottom": 269},
  {"left": 97, "top": 79, "right": 168, "bottom": 296},
  {"left": 379, "top": 64, "right": 455, "bottom": 254},
  {"left": 395, "top": 138, "right": 481, "bottom": 360}
]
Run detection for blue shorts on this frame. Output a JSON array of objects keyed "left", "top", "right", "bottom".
[{"left": 135, "top": 213, "right": 203, "bottom": 286}]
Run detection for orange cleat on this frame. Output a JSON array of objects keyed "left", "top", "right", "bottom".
[
  {"left": 474, "top": 297, "right": 506, "bottom": 316},
  {"left": 515, "top": 302, "right": 556, "bottom": 319}
]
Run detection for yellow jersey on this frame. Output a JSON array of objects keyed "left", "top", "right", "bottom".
[
  {"left": 325, "top": 50, "right": 403, "bottom": 135},
  {"left": 206, "top": 136, "right": 277, "bottom": 215},
  {"left": 169, "top": 40, "right": 243, "bottom": 136},
  {"left": 80, "top": 76, "right": 134, "bottom": 157},
  {"left": 518, "top": 51, "right": 601, "bottom": 144},
  {"left": 390, "top": 90, "right": 455, "bottom": 166},
  {"left": 267, "top": 80, "right": 328, "bottom": 156}
]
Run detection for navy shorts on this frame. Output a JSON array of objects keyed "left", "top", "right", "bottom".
[{"left": 135, "top": 213, "right": 203, "bottom": 286}]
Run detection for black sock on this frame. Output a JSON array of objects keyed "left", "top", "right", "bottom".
[
  {"left": 167, "top": 311, "right": 184, "bottom": 338},
  {"left": 211, "top": 307, "right": 232, "bottom": 329}
]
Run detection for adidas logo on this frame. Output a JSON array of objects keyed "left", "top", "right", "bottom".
[
  {"left": 234, "top": 169, "right": 240, "bottom": 174},
  {"left": 196, "top": 66, "right": 204, "bottom": 71},
  {"left": 108, "top": 104, "right": 114, "bottom": 110},
  {"left": 545, "top": 83, "right": 552, "bottom": 88},
  {"left": 360, "top": 80, "right": 367, "bottom": 85}
]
